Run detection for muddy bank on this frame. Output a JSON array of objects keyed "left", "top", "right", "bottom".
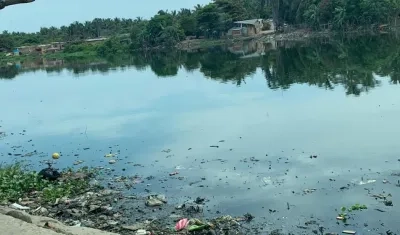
[{"left": 0, "top": 162, "right": 263, "bottom": 234}]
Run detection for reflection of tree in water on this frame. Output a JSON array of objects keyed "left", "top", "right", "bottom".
[
  {"left": 0, "top": 65, "right": 18, "bottom": 79},
  {"left": 2, "top": 35, "right": 400, "bottom": 96},
  {"left": 0, "top": 131, "right": 5, "bottom": 139},
  {"left": 260, "top": 35, "right": 400, "bottom": 96},
  {"left": 149, "top": 51, "right": 181, "bottom": 77},
  {"left": 199, "top": 47, "right": 260, "bottom": 86}
]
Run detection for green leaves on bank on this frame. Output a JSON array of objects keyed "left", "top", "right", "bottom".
[{"left": 0, "top": 163, "right": 96, "bottom": 204}]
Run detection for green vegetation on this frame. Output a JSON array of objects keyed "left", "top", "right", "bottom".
[
  {"left": 0, "top": 163, "right": 99, "bottom": 204},
  {"left": 0, "top": 38, "right": 129, "bottom": 64},
  {"left": 2, "top": 0, "right": 400, "bottom": 51},
  {"left": 0, "top": 18, "right": 134, "bottom": 48},
  {"left": 338, "top": 204, "right": 368, "bottom": 222},
  {"left": 272, "top": 0, "right": 400, "bottom": 30},
  {"left": 2, "top": 34, "right": 400, "bottom": 96}
]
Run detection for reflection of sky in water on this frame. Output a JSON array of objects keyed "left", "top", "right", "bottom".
[{"left": 1, "top": 67, "right": 400, "bottom": 233}]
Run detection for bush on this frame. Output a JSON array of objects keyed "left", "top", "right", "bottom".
[
  {"left": 96, "top": 38, "right": 127, "bottom": 57},
  {"left": 64, "top": 43, "right": 99, "bottom": 53},
  {"left": 0, "top": 163, "right": 96, "bottom": 203}
]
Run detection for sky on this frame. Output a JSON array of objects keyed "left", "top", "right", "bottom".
[{"left": 0, "top": 0, "right": 211, "bottom": 32}]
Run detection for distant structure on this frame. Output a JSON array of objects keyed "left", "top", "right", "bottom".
[
  {"left": 12, "top": 48, "right": 20, "bottom": 56},
  {"left": 227, "top": 19, "right": 264, "bottom": 37}
]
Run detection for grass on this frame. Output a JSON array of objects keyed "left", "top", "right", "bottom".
[{"left": 0, "top": 163, "right": 99, "bottom": 204}]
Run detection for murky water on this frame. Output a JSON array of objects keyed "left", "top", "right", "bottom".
[{"left": 2, "top": 35, "right": 400, "bottom": 234}]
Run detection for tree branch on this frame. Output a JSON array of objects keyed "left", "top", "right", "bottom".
[{"left": 0, "top": 0, "right": 35, "bottom": 10}]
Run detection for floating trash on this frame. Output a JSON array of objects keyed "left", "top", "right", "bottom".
[
  {"left": 52, "top": 152, "right": 60, "bottom": 159},
  {"left": 104, "top": 153, "right": 117, "bottom": 158},
  {"left": 262, "top": 177, "right": 272, "bottom": 185},
  {"left": 342, "top": 230, "right": 356, "bottom": 234},
  {"left": 358, "top": 179, "right": 376, "bottom": 185},
  {"left": 73, "top": 160, "right": 84, "bottom": 165},
  {"left": 303, "top": 188, "right": 317, "bottom": 194},
  {"left": 175, "top": 218, "right": 189, "bottom": 231}
]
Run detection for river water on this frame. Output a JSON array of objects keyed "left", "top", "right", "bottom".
[{"left": 1, "top": 35, "right": 400, "bottom": 234}]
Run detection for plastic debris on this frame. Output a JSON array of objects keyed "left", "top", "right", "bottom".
[
  {"left": 188, "top": 224, "right": 209, "bottom": 231},
  {"left": 135, "top": 229, "right": 148, "bottom": 235},
  {"left": 382, "top": 179, "right": 390, "bottom": 184},
  {"left": 342, "top": 230, "right": 356, "bottom": 234},
  {"left": 358, "top": 179, "right": 376, "bottom": 185},
  {"left": 262, "top": 177, "right": 272, "bottom": 185},
  {"left": 169, "top": 171, "right": 179, "bottom": 176},
  {"left": 175, "top": 218, "right": 189, "bottom": 231},
  {"left": 52, "top": 152, "right": 60, "bottom": 159},
  {"left": 109, "top": 160, "right": 117, "bottom": 164},
  {"left": 73, "top": 160, "right": 84, "bottom": 165},
  {"left": 104, "top": 153, "right": 116, "bottom": 158},
  {"left": 11, "top": 203, "right": 30, "bottom": 210},
  {"left": 303, "top": 188, "right": 317, "bottom": 194}
]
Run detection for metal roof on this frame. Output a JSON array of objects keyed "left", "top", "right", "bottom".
[{"left": 234, "top": 19, "right": 263, "bottom": 25}]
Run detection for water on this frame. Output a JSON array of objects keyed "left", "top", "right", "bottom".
[{"left": 2, "top": 35, "right": 400, "bottom": 233}]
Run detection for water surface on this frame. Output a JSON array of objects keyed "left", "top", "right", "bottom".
[{"left": 1, "top": 35, "right": 400, "bottom": 234}]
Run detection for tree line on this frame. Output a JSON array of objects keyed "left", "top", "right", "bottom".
[
  {"left": 1, "top": 0, "right": 400, "bottom": 51},
  {"left": 271, "top": 0, "right": 400, "bottom": 30}
]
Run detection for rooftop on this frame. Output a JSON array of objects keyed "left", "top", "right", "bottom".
[{"left": 234, "top": 19, "right": 263, "bottom": 25}]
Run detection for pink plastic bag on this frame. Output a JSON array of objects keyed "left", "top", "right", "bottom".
[{"left": 175, "top": 218, "right": 189, "bottom": 231}]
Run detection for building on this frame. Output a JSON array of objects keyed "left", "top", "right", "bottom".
[{"left": 227, "top": 19, "right": 264, "bottom": 38}]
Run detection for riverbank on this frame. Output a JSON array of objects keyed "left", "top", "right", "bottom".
[
  {"left": 1, "top": 157, "right": 394, "bottom": 235},
  {"left": 0, "top": 163, "right": 263, "bottom": 235},
  {"left": 0, "top": 51, "right": 100, "bottom": 65},
  {"left": 0, "top": 28, "right": 387, "bottom": 66}
]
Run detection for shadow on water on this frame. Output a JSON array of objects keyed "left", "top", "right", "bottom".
[{"left": 2, "top": 34, "right": 400, "bottom": 96}]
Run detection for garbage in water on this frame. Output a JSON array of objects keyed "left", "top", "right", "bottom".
[
  {"left": 383, "top": 179, "right": 390, "bottom": 184},
  {"left": 262, "top": 176, "right": 272, "bottom": 185},
  {"left": 73, "top": 160, "right": 84, "bottom": 165},
  {"left": 169, "top": 171, "right": 179, "bottom": 176},
  {"left": 175, "top": 218, "right": 189, "bottom": 231},
  {"left": 342, "top": 230, "right": 356, "bottom": 234},
  {"left": 52, "top": 152, "right": 60, "bottom": 159},
  {"left": 104, "top": 153, "right": 116, "bottom": 158},
  {"left": 109, "top": 159, "right": 117, "bottom": 164},
  {"left": 303, "top": 188, "right": 317, "bottom": 194},
  {"left": 145, "top": 194, "right": 167, "bottom": 207},
  {"left": 358, "top": 179, "right": 376, "bottom": 185}
]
